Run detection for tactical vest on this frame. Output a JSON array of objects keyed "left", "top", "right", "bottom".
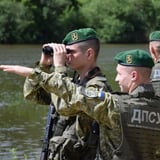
[
  {"left": 71, "top": 66, "right": 112, "bottom": 159},
  {"left": 49, "top": 66, "right": 112, "bottom": 160},
  {"left": 113, "top": 93, "right": 160, "bottom": 160},
  {"left": 151, "top": 62, "right": 160, "bottom": 96}
]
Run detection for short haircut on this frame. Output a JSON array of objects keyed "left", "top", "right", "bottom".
[{"left": 78, "top": 39, "right": 100, "bottom": 59}]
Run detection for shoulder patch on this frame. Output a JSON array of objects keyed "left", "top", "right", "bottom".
[{"left": 80, "top": 87, "right": 105, "bottom": 99}]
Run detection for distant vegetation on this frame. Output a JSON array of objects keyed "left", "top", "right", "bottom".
[{"left": 0, "top": 0, "right": 160, "bottom": 44}]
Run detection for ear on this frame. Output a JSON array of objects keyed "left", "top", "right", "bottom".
[
  {"left": 131, "top": 70, "right": 138, "bottom": 81},
  {"left": 151, "top": 46, "right": 155, "bottom": 53},
  {"left": 86, "top": 48, "right": 94, "bottom": 60},
  {"left": 150, "top": 45, "right": 156, "bottom": 57}
]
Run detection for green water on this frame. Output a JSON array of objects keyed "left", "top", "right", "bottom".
[{"left": 0, "top": 44, "right": 148, "bottom": 160}]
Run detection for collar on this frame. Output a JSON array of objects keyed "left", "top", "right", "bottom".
[
  {"left": 130, "top": 83, "right": 155, "bottom": 98},
  {"left": 74, "top": 66, "right": 102, "bottom": 85}
]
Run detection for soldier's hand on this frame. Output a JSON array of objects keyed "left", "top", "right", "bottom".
[
  {"left": 45, "top": 43, "right": 67, "bottom": 67},
  {"left": 0, "top": 65, "right": 33, "bottom": 77},
  {"left": 40, "top": 52, "right": 53, "bottom": 66}
]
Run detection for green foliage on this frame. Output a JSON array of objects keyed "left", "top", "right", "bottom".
[
  {"left": 0, "top": 0, "right": 34, "bottom": 43},
  {"left": 152, "top": 0, "right": 160, "bottom": 29},
  {"left": 80, "top": 0, "right": 156, "bottom": 43},
  {"left": 0, "top": 0, "right": 160, "bottom": 43},
  {"left": 0, "top": 1, "right": 16, "bottom": 43}
]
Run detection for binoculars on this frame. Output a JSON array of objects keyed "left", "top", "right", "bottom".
[{"left": 42, "top": 46, "right": 71, "bottom": 56}]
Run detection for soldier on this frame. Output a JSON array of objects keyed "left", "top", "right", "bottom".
[
  {"left": 48, "top": 49, "right": 159, "bottom": 160},
  {"left": 2, "top": 49, "right": 159, "bottom": 160},
  {"left": 149, "top": 30, "right": 160, "bottom": 96},
  {"left": 0, "top": 28, "right": 112, "bottom": 160}
]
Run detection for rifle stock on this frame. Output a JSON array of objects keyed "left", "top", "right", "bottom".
[{"left": 40, "top": 104, "right": 55, "bottom": 160}]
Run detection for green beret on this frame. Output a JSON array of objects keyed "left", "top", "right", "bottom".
[
  {"left": 114, "top": 49, "right": 154, "bottom": 68},
  {"left": 149, "top": 31, "right": 160, "bottom": 41},
  {"left": 62, "top": 28, "right": 98, "bottom": 45}
]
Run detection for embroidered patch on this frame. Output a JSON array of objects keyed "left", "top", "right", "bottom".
[
  {"left": 71, "top": 32, "right": 78, "bottom": 41},
  {"left": 127, "top": 106, "right": 160, "bottom": 131},
  {"left": 153, "top": 69, "right": 160, "bottom": 79},
  {"left": 126, "top": 55, "right": 132, "bottom": 64}
]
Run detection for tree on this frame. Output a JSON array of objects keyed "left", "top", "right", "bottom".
[
  {"left": 80, "top": 0, "right": 156, "bottom": 43},
  {"left": 20, "top": 0, "right": 85, "bottom": 43},
  {"left": 0, "top": 0, "right": 33, "bottom": 43},
  {"left": 0, "top": 0, "right": 159, "bottom": 43}
]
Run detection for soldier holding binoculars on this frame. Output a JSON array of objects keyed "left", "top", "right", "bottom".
[{"left": 0, "top": 28, "right": 112, "bottom": 160}]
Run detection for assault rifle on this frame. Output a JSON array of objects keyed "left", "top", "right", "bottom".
[{"left": 40, "top": 103, "right": 56, "bottom": 160}]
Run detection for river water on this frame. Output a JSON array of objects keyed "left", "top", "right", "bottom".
[{"left": 0, "top": 44, "right": 148, "bottom": 160}]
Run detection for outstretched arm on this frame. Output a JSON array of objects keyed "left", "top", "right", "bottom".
[{"left": 0, "top": 65, "right": 33, "bottom": 77}]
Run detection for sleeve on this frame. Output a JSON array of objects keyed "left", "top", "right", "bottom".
[
  {"left": 23, "top": 61, "right": 53, "bottom": 105},
  {"left": 23, "top": 78, "right": 51, "bottom": 105},
  {"left": 27, "top": 68, "right": 118, "bottom": 127}
]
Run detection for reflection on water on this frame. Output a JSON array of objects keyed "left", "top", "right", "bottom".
[{"left": 0, "top": 44, "right": 148, "bottom": 159}]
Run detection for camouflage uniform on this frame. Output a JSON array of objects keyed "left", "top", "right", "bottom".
[
  {"left": 150, "top": 60, "right": 160, "bottom": 97},
  {"left": 27, "top": 49, "right": 160, "bottom": 160},
  {"left": 27, "top": 67, "right": 160, "bottom": 159},
  {"left": 149, "top": 31, "right": 160, "bottom": 97},
  {"left": 24, "top": 64, "right": 112, "bottom": 160}
]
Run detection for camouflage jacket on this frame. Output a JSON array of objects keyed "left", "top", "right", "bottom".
[
  {"left": 24, "top": 65, "right": 112, "bottom": 160},
  {"left": 28, "top": 68, "right": 160, "bottom": 160},
  {"left": 150, "top": 61, "right": 160, "bottom": 97}
]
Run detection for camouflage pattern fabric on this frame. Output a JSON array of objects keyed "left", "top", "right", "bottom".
[
  {"left": 28, "top": 68, "right": 160, "bottom": 160},
  {"left": 24, "top": 65, "right": 112, "bottom": 160},
  {"left": 151, "top": 61, "right": 160, "bottom": 97}
]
